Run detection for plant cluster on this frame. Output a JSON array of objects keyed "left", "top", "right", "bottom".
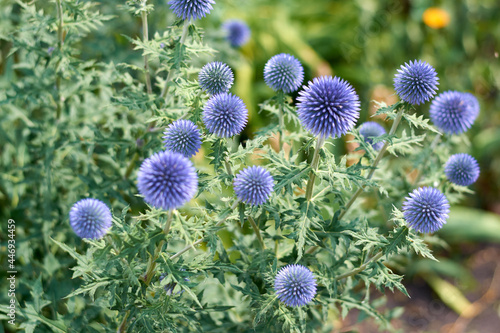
[{"left": 0, "top": 0, "right": 482, "bottom": 332}]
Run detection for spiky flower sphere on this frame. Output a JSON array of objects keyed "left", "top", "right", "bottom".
[
  {"left": 402, "top": 187, "right": 450, "bottom": 233},
  {"left": 264, "top": 53, "right": 304, "bottom": 94},
  {"left": 198, "top": 62, "right": 234, "bottom": 95},
  {"left": 202, "top": 93, "right": 248, "bottom": 137},
  {"left": 274, "top": 265, "right": 317, "bottom": 307},
  {"left": 359, "top": 121, "right": 386, "bottom": 151},
  {"left": 297, "top": 76, "right": 360, "bottom": 139},
  {"left": 444, "top": 153, "right": 480, "bottom": 186},
  {"left": 137, "top": 151, "right": 198, "bottom": 210},
  {"left": 223, "top": 19, "right": 250, "bottom": 47},
  {"left": 69, "top": 199, "right": 112, "bottom": 239},
  {"left": 163, "top": 119, "right": 202, "bottom": 158},
  {"left": 233, "top": 166, "right": 274, "bottom": 206},
  {"left": 168, "top": 0, "right": 215, "bottom": 20},
  {"left": 429, "top": 91, "right": 479, "bottom": 134},
  {"left": 394, "top": 60, "right": 439, "bottom": 105}
]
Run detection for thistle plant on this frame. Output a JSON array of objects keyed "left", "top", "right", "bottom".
[{"left": 1, "top": 1, "right": 487, "bottom": 332}]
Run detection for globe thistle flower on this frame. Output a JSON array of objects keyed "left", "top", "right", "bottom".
[
  {"left": 163, "top": 119, "right": 202, "bottom": 158},
  {"left": 137, "top": 151, "right": 198, "bottom": 210},
  {"left": 394, "top": 60, "right": 439, "bottom": 105},
  {"left": 359, "top": 121, "right": 386, "bottom": 151},
  {"left": 168, "top": 0, "right": 215, "bottom": 21},
  {"left": 264, "top": 53, "right": 304, "bottom": 94},
  {"left": 202, "top": 93, "right": 248, "bottom": 138},
  {"left": 297, "top": 76, "right": 360, "bottom": 139},
  {"left": 402, "top": 187, "right": 450, "bottom": 233},
  {"left": 444, "top": 153, "right": 480, "bottom": 186},
  {"left": 69, "top": 199, "right": 112, "bottom": 239},
  {"left": 429, "top": 91, "right": 479, "bottom": 134},
  {"left": 223, "top": 19, "right": 250, "bottom": 47},
  {"left": 233, "top": 166, "right": 274, "bottom": 206},
  {"left": 274, "top": 264, "right": 317, "bottom": 307},
  {"left": 198, "top": 62, "right": 234, "bottom": 95}
]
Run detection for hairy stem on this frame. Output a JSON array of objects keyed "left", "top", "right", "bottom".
[
  {"left": 141, "top": 4, "right": 152, "bottom": 95},
  {"left": 305, "top": 136, "right": 326, "bottom": 202},
  {"left": 248, "top": 216, "right": 266, "bottom": 249},
  {"left": 55, "top": 0, "right": 64, "bottom": 120},
  {"left": 170, "top": 200, "right": 240, "bottom": 260},
  {"left": 338, "top": 107, "right": 405, "bottom": 220},
  {"left": 306, "top": 106, "right": 405, "bottom": 256},
  {"left": 160, "top": 19, "right": 190, "bottom": 101},
  {"left": 412, "top": 133, "right": 442, "bottom": 186},
  {"left": 124, "top": 151, "right": 140, "bottom": 179},
  {"left": 143, "top": 210, "right": 174, "bottom": 285},
  {"left": 117, "top": 310, "right": 130, "bottom": 333},
  {"left": 334, "top": 251, "right": 384, "bottom": 281},
  {"left": 277, "top": 91, "right": 285, "bottom": 151}
]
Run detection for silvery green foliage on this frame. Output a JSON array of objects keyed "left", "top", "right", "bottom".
[{"left": 0, "top": 1, "right": 479, "bottom": 333}]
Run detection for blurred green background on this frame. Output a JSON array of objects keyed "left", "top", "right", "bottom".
[{"left": 1, "top": 0, "right": 500, "bottom": 331}]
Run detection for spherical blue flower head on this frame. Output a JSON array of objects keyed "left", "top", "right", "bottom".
[
  {"left": 168, "top": 0, "right": 215, "bottom": 20},
  {"left": 297, "top": 76, "right": 360, "bottom": 139},
  {"left": 429, "top": 91, "right": 479, "bottom": 134},
  {"left": 137, "top": 151, "right": 198, "bottom": 210},
  {"left": 163, "top": 119, "right": 202, "bottom": 158},
  {"left": 198, "top": 62, "right": 234, "bottom": 95},
  {"left": 223, "top": 19, "right": 250, "bottom": 47},
  {"left": 394, "top": 60, "right": 439, "bottom": 105},
  {"left": 203, "top": 93, "right": 248, "bottom": 137},
  {"left": 402, "top": 187, "right": 450, "bottom": 233},
  {"left": 444, "top": 153, "right": 480, "bottom": 186},
  {"left": 359, "top": 121, "right": 386, "bottom": 151},
  {"left": 69, "top": 199, "right": 112, "bottom": 239},
  {"left": 264, "top": 53, "right": 304, "bottom": 94},
  {"left": 274, "top": 264, "right": 317, "bottom": 307},
  {"left": 233, "top": 166, "right": 274, "bottom": 206}
]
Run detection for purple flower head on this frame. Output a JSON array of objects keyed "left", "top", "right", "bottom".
[
  {"left": 264, "top": 53, "right": 304, "bottom": 94},
  {"left": 394, "top": 60, "right": 439, "bottom": 105},
  {"left": 69, "top": 199, "right": 112, "bottom": 239},
  {"left": 223, "top": 19, "right": 250, "bottom": 47},
  {"left": 429, "top": 91, "right": 479, "bottom": 134},
  {"left": 233, "top": 166, "right": 274, "bottom": 206},
  {"left": 359, "top": 121, "right": 386, "bottom": 151},
  {"left": 444, "top": 153, "right": 480, "bottom": 186},
  {"left": 202, "top": 93, "right": 248, "bottom": 138},
  {"left": 402, "top": 187, "right": 450, "bottom": 233},
  {"left": 297, "top": 76, "right": 360, "bottom": 139},
  {"left": 163, "top": 119, "right": 202, "bottom": 158},
  {"left": 274, "top": 264, "right": 317, "bottom": 307},
  {"left": 137, "top": 151, "right": 198, "bottom": 210},
  {"left": 198, "top": 62, "right": 234, "bottom": 95},
  {"left": 168, "top": 0, "right": 215, "bottom": 20}
]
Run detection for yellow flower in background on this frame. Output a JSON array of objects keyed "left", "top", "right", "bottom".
[{"left": 423, "top": 7, "right": 451, "bottom": 29}]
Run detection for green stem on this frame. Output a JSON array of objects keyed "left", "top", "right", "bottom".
[
  {"left": 305, "top": 136, "right": 326, "bottom": 202},
  {"left": 117, "top": 310, "right": 130, "bottom": 333},
  {"left": 141, "top": 4, "right": 152, "bottom": 95},
  {"left": 305, "top": 106, "right": 405, "bottom": 256},
  {"left": 170, "top": 200, "right": 240, "bottom": 260},
  {"left": 334, "top": 251, "right": 384, "bottom": 281},
  {"left": 160, "top": 19, "right": 190, "bottom": 101},
  {"left": 124, "top": 151, "right": 140, "bottom": 179},
  {"left": 55, "top": 0, "right": 64, "bottom": 120},
  {"left": 247, "top": 216, "right": 266, "bottom": 250},
  {"left": 143, "top": 210, "right": 174, "bottom": 285},
  {"left": 338, "top": 107, "right": 405, "bottom": 220},
  {"left": 277, "top": 91, "right": 285, "bottom": 151},
  {"left": 224, "top": 158, "right": 233, "bottom": 176},
  {"left": 412, "top": 133, "right": 442, "bottom": 186}
]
